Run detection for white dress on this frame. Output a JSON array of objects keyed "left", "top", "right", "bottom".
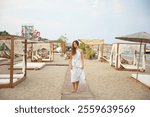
[{"left": 71, "top": 49, "right": 85, "bottom": 83}]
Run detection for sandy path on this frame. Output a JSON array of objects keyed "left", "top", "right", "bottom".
[
  {"left": 0, "top": 66, "right": 68, "bottom": 99},
  {"left": 0, "top": 54, "right": 68, "bottom": 100},
  {"left": 84, "top": 60, "right": 150, "bottom": 100}
]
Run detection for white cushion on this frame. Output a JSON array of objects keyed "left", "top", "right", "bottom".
[
  {"left": 0, "top": 74, "right": 24, "bottom": 79},
  {"left": 0, "top": 79, "right": 18, "bottom": 84},
  {"left": 131, "top": 74, "right": 150, "bottom": 87},
  {"left": 14, "top": 62, "right": 46, "bottom": 69}
]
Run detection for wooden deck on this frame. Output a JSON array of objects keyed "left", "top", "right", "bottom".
[{"left": 61, "top": 67, "right": 95, "bottom": 100}]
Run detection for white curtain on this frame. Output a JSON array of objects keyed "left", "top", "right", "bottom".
[
  {"left": 98, "top": 44, "right": 102, "bottom": 61},
  {"left": 118, "top": 43, "right": 145, "bottom": 69},
  {"left": 0, "top": 39, "right": 24, "bottom": 55},
  {"left": 119, "top": 44, "right": 144, "bottom": 54},
  {"left": 32, "top": 43, "right": 51, "bottom": 60},
  {"left": 142, "top": 54, "right": 146, "bottom": 69},
  {"left": 110, "top": 44, "right": 117, "bottom": 66}
]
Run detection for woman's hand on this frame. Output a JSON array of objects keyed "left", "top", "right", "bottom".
[{"left": 70, "top": 64, "right": 73, "bottom": 70}]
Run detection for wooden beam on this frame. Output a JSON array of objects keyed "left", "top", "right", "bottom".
[
  {"left": 116, "top": 43, "right": 119, "bottom": 69},
  {"left": 0, "top": 84, "right": 11, "bottom": 88},
  {"left": 53, "top": 43, "right": 54, "bottom": 61},
  {"left": 10, "top": 36, "right": 14, "bottom": 88},
  {"left": 78, "top": 39, "right": 104, "bottom": 45},
  {"left": 25, "top": 39, "right": 27, "bottom": 76},
  {"left": 13, "top": 76, "right": 26, "bottom": 87},
  {"left": 0, "top": 35, "right": 24, "bottom": 40}
]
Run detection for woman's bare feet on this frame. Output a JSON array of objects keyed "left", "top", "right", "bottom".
[{"left": 72, "top": 90, "right": 76, "bottom": 93}]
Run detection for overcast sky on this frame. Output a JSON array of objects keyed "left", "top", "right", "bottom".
[{"left": 0, "top": 0, "right": 150, "bottom": 43}]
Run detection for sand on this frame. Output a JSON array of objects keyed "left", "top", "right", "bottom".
[
  {"left": 0, "top": 54, "right": 150, "bottom": 100},
  {"left": 84, "top": 59, "right": 150, "bottom": 100},
  {"left": 0, "top": 54, "right": 68, "bottom": 99}
]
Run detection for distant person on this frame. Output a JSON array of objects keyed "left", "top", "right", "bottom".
[{"left": 70, "top": 40, "right": 85, "bottom": 93}]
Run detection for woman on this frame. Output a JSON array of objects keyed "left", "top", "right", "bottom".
[{"left": 70, "top": 40, "right": 85, "bottom": 93}]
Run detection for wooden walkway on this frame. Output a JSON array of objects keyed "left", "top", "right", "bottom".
[{"left": 61, "top": 67, "right": 95, "bottom": 100}]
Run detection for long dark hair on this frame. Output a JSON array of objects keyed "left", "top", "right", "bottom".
[{"left": 71, "top": 40, "right": 79, "bottom": 56}]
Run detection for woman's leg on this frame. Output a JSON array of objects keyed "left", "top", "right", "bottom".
[
  {"left": 75, "top": 81, "right": 79, "bottom": 92},
  {"left": 72, "top": 82, "right": 76, "bottom": 92}
]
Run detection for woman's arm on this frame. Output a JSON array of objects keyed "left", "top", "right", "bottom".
[{"left": 81, "top": 50, "right": 84, "bottom": 69}]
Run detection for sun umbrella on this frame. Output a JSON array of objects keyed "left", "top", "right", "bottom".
[{"left": 115, "top": 32, "right": 150, "bottom": 79}]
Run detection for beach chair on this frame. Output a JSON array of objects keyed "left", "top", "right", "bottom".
[
  {"left": 31, "top": 43, "right": 53, "bottom": 62},
  {"left": 0, "top": 57, "right": 7, "bottom": 61},
  {"left": 0, "top": 56, "right": 25, "bottom": 85},
  {"left": 0, "top": 53, "right": 25, "bottom": 82},
  {"left": 131, "top": 74, "right": 150, "bottom": 87},
  {"left": 0, "top": 57, "right": 8, "bottom": 65},
  {"left": 13, "top": 62, "right": 46, "bottom": 70}
]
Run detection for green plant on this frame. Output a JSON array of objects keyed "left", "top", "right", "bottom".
[
  {"left": 0, "top": 46, "right": 3, "bottom": 51},
  {"left": 57, "top": 38, "right": 64, "bottom": 43},
  {"left": 0, "top": 31, "right": 9, "bottom": 35},
  {"left": 57, "top": 35, "right": 68, "bottom": 54},
  {"left": 0, "top": 44, "right": 9, "bottom": 51},
  {"left": 86, "top": 47, "right": 95, "bottom": 59},
  {"left": 57, "top": 35, "right": 68, "bottom": 43},
  {"left": 79, "top": 43, "right": 86, "bottom": 54}
]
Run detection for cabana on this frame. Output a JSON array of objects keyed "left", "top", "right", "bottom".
[
  {"left": 31, "top": 42, "right": 54, "bottom": 62},
  {"left": 0, "top": 35, "right": 27, "bottom": 88},
  {"left": 115, "top": 32, "right": 150, "bottom": 88},
  {"left": 110, "top": 43, "right": 146, "bottom": 71},
  {"left": 78, "top": 39, "right": 104, "bottom": 60},
  {"left": 53, "top": 40, "right": 66, "bottom": 56},
  {"left": 12, "top": 41, "right": 47, "bottom": 70},
  {"left": 99, "top": 44, "right": 112, "bottom": 62}
]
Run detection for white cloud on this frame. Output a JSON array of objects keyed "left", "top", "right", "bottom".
[{"left": 0, "top": 0, "right": 149, "bottom": 42}]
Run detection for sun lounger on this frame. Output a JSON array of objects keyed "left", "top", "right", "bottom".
[
  {"left": 120, "top": 63, "right": 144, "bottom": 71},
  {"left": 13, "top": 62, "right": 46, "bottom": 70},
  {"left": 0, "top": 57, "right": 7, "bottom": 61},
  {"left": 0, "top": 74, "right": 24, "bottom": 79},
  {"left": 0, "top": 73, "right": 24, "bottom": 85},
  {"left": 0, "top": 79, "right": 18, "bottom": 84},
  {"left": 131, "top": 74, "right": 150, "bottom": 87},
  {"left": 101, "top": 56, "right": 110, "bottom": 62}
]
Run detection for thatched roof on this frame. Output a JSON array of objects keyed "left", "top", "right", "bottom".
[
  {"left": 78, "top": 39, "right": 104, "bottom": 45},
  {"left": 115, "top": 32, "right": 150, "bottom": 43}
]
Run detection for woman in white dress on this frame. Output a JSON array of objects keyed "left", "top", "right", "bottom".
[{"left": 70, "top": 40, "right": 85, "bottom": 93}]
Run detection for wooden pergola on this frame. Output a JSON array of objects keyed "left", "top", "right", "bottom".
[
  {"left": 0, "top": 35, "right": 27, "bottom": 88},
  {"left": 110, "top": 42, "right": 146, "bottom": 70},
  {"left": 28, "top": 41, "right": 54, "bottom": 62},
  {"left": 79, "top": 39, "right": 104, "bottom": 45},
  {"left": 100, "top": 43, "right": 112, "bottom": 62},
  {"left": 78, "top": 39, "right": 104, "bottom": 59}
]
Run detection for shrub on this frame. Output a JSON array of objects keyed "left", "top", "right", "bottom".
[
  {"left": 86, "top": 47, "right": 95, "bottom": 59},
  {"left": 79, "top": 43, "right": 86, "bottom": 54}
]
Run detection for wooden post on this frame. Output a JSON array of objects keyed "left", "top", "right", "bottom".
[
  {"left": 101, "top": 43, "right": 104, "bottom": 61},
  {"left": 50, "top": 42, "right": 53, "bottom": 61},
  {"left": 61, "top": 41, "right": 65, "bottom": 54},
  {"left": 144, "top": 44, "right": 146, "bottom": 54},
  {"left": 116, "top": 43, "right": 119, "bottom": 69},
  {"left": 24, "top": 39, "right": 27, "bottom": 76},
  {"left": 53, "top": 43, "right": 54, "bottom": 61},
  {"left": 98, "top": 44, "right": 100, "bottom": 61},
  {"left": 31, "top": 43, "right": 33, "bottom": 62},
  {"left": 10, "top": 36, "right": 14, "bottom": 88}
]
